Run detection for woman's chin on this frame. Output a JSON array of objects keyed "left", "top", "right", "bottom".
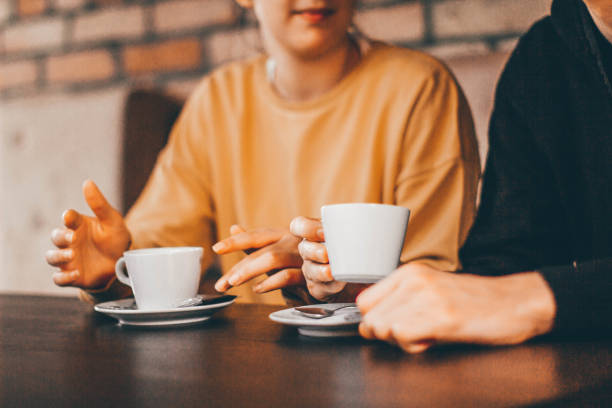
[{"left": 288, "top": 34, "right": 348, "bottom": 59}]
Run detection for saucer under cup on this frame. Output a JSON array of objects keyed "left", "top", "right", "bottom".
[
  {"left": 322, "top": 203, "right": 410, "bottom": 283},
  {"left": 115, "top": 247, "right": 202, "bottom": 310}
]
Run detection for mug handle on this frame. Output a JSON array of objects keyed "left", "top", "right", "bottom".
[{"left": 115, "top": 257, "right": 132, "bottom": 287}]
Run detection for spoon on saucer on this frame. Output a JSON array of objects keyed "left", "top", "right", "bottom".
[
  {"left": 177, "top": 294, "right": 237, "bottom": 308},
  {"left": 294, "top": 304, "right": 358, "bottom": 319}
]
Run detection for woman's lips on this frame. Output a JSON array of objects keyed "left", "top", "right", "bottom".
[{"left": 293, "top": 8, "right": 335, "bottom": 23}]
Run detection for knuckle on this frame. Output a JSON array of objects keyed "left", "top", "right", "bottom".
[
  {"left": 290, "top": 217, "right": 307, "bottom": 236},
  {"left": 297, "top": 241, "right": 309, "bottom": 259},
  {"left": 264, "top": 249, "right": 281, "bottom": 265},
  {"left": 303, "top": 264, "right": 316, "bottom": 283},
  {"left": 303, "top": 262, "right": 320, "bottom": 282},
  {"left": 404, "top": 269, "right": 433, "bottom": 289}
]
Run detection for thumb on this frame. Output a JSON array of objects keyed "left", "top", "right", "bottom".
[{"left": 82, "top": 180, "right": 121, "bottom": 224}]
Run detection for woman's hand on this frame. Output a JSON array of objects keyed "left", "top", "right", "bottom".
[
  {"left": 357, "top": 263, "right": 557, "bottom": 353},
  {"left": 289, "top": 216, "right": 349, "bottom": 302},
  {"left": 45, "top": 180, "right": 131, "bottom": 290},
  {"left": 213, "top": 225, "right": 305, "bottom": 294}
]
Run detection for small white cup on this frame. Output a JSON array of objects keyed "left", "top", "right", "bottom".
[
  {"left": 321, "top": 203, "right": 410, "bottom": 283},
  {"left": 115, "top": 247, "right": 203, "bottom": 310}
]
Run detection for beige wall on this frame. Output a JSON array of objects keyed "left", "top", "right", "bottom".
[{"left": 0, "top": 87, "right": 126, "bottom": 295}]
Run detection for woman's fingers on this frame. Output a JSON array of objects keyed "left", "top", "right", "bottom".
[
  {"left": 215, "top": 247, "right": 302, "bottom": 292},
  {"left": 82, "top": 180, "right": 121, "bottom": 225},
  {"left": 356, "top": 267, "right": 405, "bottom": 313},
  {"left": 307, "top": 280, "right": 346, "bottom": 302},
  {"left": 302, "top": 260, "right": 333, "bottom": 283},
  {"left": 45, "top": 249, "right": 75, "bottom": 267},
  {"left": 52, "top": 270, "right": 80, "bottom": 287},
  {"left": 359, "top": 289, "right": 415, "bottom": 341},
  {"left": 298, "top": 239, "right": 328, "bottom": 263},
  {"left": 51, "top": 228, "right": 74, "bottom": 248},
  {"left": 62, "top": 209, "right": 83, "bottom": 230},
  {"left": 399, "top": 340, "right": 435, "bottom": 354},
  {"left": 213, "top": 229, "right": 282, "bottom": 255},
  {"left": 253, "top": 268, "right": 306, "bottom": 293},
  {"left": 290, "top": 216, "right": 325, "bottom": 242}
]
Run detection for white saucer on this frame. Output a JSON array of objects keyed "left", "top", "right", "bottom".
[
  {"left": 94, "top": 297, "right": 235, "bottom": 327},
  {"left": 269, "top": 303, "right": 361, "bottom": 337}
]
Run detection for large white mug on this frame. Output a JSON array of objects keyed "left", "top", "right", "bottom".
[
  {"left": 115, "top": 247, "right": 203, "bottom": 310},
  {"left": 321, "top": 203, "right": 410, "bottom": 283}
]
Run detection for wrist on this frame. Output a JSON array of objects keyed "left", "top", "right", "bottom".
[{"left": 503, "top": 271, "right": 557, "bottom": 338}]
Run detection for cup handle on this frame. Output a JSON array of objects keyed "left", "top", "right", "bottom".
[{"left": 115, "top": 257, "right": 131, "bottom": 287}]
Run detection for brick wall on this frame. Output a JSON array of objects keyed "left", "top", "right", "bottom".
[{"left": 0, "top": 0, "right": 552, "bottom": 99}]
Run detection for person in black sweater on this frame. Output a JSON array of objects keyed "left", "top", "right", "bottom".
[{"left": 291, "top": 0, "right": 612, "bottom": 352}]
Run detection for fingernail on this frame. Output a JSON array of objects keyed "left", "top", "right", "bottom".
[
  {"left": 66, "top": 231, "right": 74, "bottom": 243},
  {"left": 317, "top": 228, "right": 325, "bottom": 240},
  {"left": 212, "top": 242, "right": 226, "bottom": 253},
  {"left": 65, "top": 249, "right": 74, "bottom": 258},
  {"left": 228, "top": 275, "right": 238, "bottom": 286}
]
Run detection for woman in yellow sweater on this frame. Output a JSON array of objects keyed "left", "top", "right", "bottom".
[{"left": 45, "top": 0, "right": 480, "bottom": 305}]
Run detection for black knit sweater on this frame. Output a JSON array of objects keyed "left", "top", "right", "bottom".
[{"left": 459, "top": 0, "right": 612, "bottom": 333}]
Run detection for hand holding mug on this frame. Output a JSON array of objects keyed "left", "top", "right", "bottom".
[
  {"left": 45, "top": 180, "right": 131, "bottom": 289},
  {"left": 290, "top": 216, "right": 347, "bottom": 302}
]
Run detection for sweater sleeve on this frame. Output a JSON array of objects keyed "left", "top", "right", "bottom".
[
  {"left": 460, "top": 85, "right": 612, "bottom": 334},
  {"left": 395, "top": 64, "right": 480, "bottom": 272},
  {"left": 539, "top": 259, "right": 612, "bottom": 333}
]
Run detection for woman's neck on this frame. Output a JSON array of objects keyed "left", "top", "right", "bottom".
[{"left": 268, "top": 37, "right": 361, "bottom": 102}]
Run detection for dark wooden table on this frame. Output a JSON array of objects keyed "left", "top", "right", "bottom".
[{"left": 1, "top": 294, "right": 612, "bottom": 407}]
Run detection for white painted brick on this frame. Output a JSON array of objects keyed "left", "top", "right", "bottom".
[
  {"left": 433, "top": 0, "right": 552, "bottom": 38},
  {"left": 204, "top": 28, "right": 261, "bottom": 67},
  {"left": 73, "top": 6, "right": 145, "bottom": 44},
  {"left": 154, "top": 0, "right": 237, "bottom": 34},
  {"left": 5, "top": 18, "right": 64, "bottom": 54},
  {"left": 354, "top": 3, "right": 424, "bottom": 43}
]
